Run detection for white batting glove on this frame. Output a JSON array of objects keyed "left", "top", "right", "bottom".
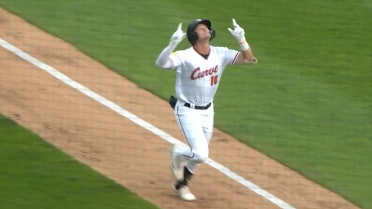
[
  {"left": 227, "top": 18, "right": 250, "bottom": 51},
  {"left": 169, "top": 23, "right": 186, "bottom": 46}
]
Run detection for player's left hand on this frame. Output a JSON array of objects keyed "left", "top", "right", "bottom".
[{"left": 227, "top": 18, "right": 246, "bottom": 42}]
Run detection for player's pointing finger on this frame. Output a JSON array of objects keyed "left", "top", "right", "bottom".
[
  {"left": 177, "top": 23, "right": 183, "bottom": 31},
  {"left": 232, "top": 18, "right": 237, "bottom": 27}
]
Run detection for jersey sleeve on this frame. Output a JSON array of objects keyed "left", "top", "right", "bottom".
[
  {"left": 216, "top": 47, "right": 240, "bottom": 67},
  {"left": 168, "top": 51, "right": 183, "bottom": 69}
]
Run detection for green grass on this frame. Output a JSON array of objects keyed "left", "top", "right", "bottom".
[
  {"left": 0, "top": 115, "right": 159, "bottom": 209},
  {"left": 0, "top": 0, "right": 371, "bottom": 208}
]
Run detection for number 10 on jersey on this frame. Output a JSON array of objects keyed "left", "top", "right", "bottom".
[{"left": 210, "top": 75, "right": 218, "bottom": 86}]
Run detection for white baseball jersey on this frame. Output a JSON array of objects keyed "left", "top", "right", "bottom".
[{"left": 169, "top": 46, "right": 239, "bottom": 105}]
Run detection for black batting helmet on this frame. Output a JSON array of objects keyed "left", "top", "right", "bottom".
[{"left": 187, "top": 19, "right": 215, "bottom": 45}]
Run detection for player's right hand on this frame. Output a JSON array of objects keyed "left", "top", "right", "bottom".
[{"left": 170, "top": 23, "right": 186, "bottom": 45}]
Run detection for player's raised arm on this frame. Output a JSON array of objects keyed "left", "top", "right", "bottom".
[
  {"left": 228, "top": 18, "right": 257, "bottom": 64},
  {"left": 155, "top": 23, "right": 186, "bottom": 69}
]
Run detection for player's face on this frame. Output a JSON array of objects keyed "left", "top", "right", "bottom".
[{"left": 195, "top": 24, "right": 211, "bottom": 41}]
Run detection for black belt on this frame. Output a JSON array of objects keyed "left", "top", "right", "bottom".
[{"left": 184, "top": 102, "right": 211, "bottom": 110}]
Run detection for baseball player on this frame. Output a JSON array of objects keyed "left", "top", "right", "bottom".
[{"left": 155, "top": 18, "right": 257, "bottom": 201}]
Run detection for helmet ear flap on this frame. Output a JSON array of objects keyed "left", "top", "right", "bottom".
[
  {"left": 209, "top": 28, "right": 216, "bottom": 40},
  {"left": 190, "top": 31, "right": 198, "bottom": 45}
]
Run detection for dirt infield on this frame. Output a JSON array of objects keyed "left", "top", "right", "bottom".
[{"left": 0, "top": 8, "right": 359, "bottom": 209}]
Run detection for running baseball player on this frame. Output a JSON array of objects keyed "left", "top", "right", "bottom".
[{"left": 155, "top": 18, "right": 257, "bottom": 201}]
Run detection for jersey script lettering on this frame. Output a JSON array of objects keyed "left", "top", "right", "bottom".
[{"left": 190, "top": 65, "right": 218, "bottom": 80}]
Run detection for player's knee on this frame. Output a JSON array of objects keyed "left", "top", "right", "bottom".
[{"left": 193, "top": 150, "right": 209, "bottom": 163}]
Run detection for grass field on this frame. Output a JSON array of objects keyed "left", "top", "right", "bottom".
[
  {"left": 0, "top": 0, "right": 371, "bottom": 208},
  {"left": 0, "top": 115, "right": 159, "bottom": 209}
]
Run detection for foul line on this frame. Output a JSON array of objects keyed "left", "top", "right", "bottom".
[{"left": 0, "top": 38, "right": 296, "bottom": 209}]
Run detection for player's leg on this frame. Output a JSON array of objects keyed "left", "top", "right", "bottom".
[
  {"left": 173, "top": 106, "right": 209, "bottom": 168},
  {"left": 202, "top": 103, "right": 215, "bottom": 143},
  {"left": 183, "top": 104, "right": 214, "bottom": 173},
  {"left": 171, "top": 104, "right": 208, "bottom": 200}
]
